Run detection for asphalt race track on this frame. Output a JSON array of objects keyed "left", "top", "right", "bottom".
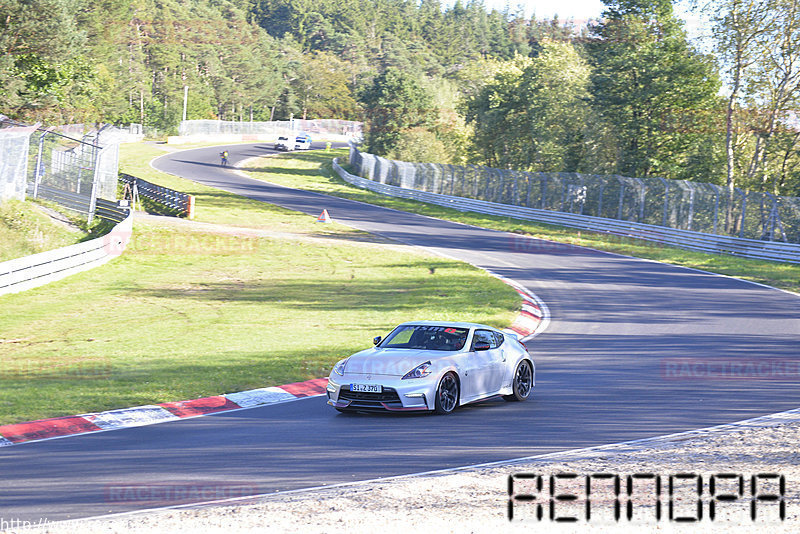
[{"left": 2, "top": 142, "right": 799, "bottom": 522}]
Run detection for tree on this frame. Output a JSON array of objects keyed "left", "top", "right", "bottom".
[
  {"left": 707, "top": 0, "right": 776, "bottom": 226},
  {"left": 388, "top": 126, "right": 450, "bottom": 162},
  {"left": 586, "top": 0, "right": 722, "bottom": 180},
  {"left": 742, "top": 0, "right": 800, "bottom": 194},
  {"left": 707, "top": 0, "right": 800, "bottom": 199},
  {"left": 0, "top": 0, "right": 101, "bottom": 121},
  {"left": 292, "top": 52, "right": 360, "bottom": 119},
  {"left": 516, "top": 42, "right": 592, "bottom": 171},
  {"left": 360, "top": 67, "right": 434, "bottom": 156},
  {"left": 462, "top": 55, "right": 531, "bottom": 168},
  {"left": 463, "top": 44, "right": 591, "bottom": 171}
]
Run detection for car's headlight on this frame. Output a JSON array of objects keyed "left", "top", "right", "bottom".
[
  {"left": 402, "top": 361, "right": 432, "bottom": 380},
  {"left": 333, "top": 359, "right": 348, "bottom": 376}
]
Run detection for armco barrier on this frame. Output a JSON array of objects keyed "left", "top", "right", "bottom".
[
  {"left": 119, "top": 173, "right": 194, "bottom": 218},
  {"left": 95, "top": 198, "right": 130, "bottom": 223},
  {"left": 348, "top": 145, "right": 800, "bottom": 243},
  {"left": 332, "top": 159, "right": 800, "bottom": 264},
  {"left": 0, "top": 208, "right": 133, "bottom": 296},
  {"left": 28, "top": 183, "right": 92, "bottom": 215}
]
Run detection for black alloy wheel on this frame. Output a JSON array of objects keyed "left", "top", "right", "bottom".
[
  {"left": 504, "top": 360, "right": 533, "bottom": 402},
  {"left": 434, "top": 372, "right": 459, "bottom": 414}
]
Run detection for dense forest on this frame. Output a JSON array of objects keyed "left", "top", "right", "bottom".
[{"left": 1, "top": 0, "right": 798, "bottom": 196}]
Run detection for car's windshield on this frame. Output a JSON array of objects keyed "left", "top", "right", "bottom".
[{"left": 381, "top": 325, "right": 468, "bottom": 351}]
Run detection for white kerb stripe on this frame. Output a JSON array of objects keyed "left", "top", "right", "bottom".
[
  {"left": 521, "top": 303, "right": 542, "bottom": 317},
  {"left": 83, "top": 406, "right": 180, "bottom": 431},
  {"left": 224, "top": 387, "right": 298, "bottom": 408}
]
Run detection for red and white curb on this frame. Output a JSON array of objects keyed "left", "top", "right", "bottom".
[
  {"left": 0, "top": 278, "right": 547, "bottom": 448},
  {"left": 0, "top": 379, "right": 328, "bottom": 447},
  {"left": 494, "top": 273, "right": 550, "bottom": 341}
]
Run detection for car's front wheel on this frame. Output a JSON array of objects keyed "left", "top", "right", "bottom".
[
  {"left": 504, "top": 359, "right": 533, "bottom": 402},
  {"left": 434, "top": 372, "right": 459, "bottom": 414}
]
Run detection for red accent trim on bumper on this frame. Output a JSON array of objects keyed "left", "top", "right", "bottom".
[{"left": 381, "top": 402, "right": 429, "bottom": 411}]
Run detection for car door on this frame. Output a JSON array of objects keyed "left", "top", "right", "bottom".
[
  {"left": 490, "top": 331, "right": 509, "bottom": 392},
  {"left": 463, "top": 329, "right": 505, "bottom": 399}
]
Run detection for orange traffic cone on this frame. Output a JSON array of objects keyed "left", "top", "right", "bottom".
[{"left": 316, "top": 209, "right": 332, "bottom": 223}]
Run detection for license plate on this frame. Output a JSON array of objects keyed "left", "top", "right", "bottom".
[{"left": 350, "top": 383, "right": 382, "bottom": 393}]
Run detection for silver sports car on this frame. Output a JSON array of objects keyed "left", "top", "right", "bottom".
[{"left": 326, "top": 321, "right": 535, "bottom": 414}]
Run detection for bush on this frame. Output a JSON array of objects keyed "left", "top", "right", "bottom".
[{"left": 387, "top": 128, "right": 450, "bottom": 164}]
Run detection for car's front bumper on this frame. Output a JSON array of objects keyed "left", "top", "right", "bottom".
[{"left": 327, "top": 375, "right": 434, "bottom": 412}]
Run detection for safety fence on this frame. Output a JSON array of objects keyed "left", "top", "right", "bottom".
[
  {"left": 1, "top": 119, "right": 125, "bottom": 223},
  {"left": 119, "top": 173, "right": 194, "bottom": 218},
  {"left": 348, "top": 146, "right": 800, "bottom": 244},
  {"left": 333, "top": 158, "right": 800, "bottom": 264},
  {"left": 0, "top": 208, "right": 133, "bottom": 296},
  {"left": 178, "top": 119, "right": 362, "bottom": 138},
  {"left": 0, "top": 124, "right": 36, "bottom": 202},
  {"left": 30, "top": 184, "right": 92, "bottom": 214}
]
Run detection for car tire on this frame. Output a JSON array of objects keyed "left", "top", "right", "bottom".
[
  {"left": 503, "top": 359, "right": 533, "bottom": 402},
  {"left": 434, "top": 372, "right": 459, "bottom": 415}
]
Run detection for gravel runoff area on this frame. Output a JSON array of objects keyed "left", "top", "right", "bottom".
[{"left": 18, "top": 408, "right": 798, "bottom": 534}]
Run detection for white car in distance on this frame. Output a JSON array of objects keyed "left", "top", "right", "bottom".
[{"left": 274, "top": 134, "right": 312, "bottom": 151}]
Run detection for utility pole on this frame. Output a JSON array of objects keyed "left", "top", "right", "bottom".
[{"left": 182, "top": 85, "right": 188, "bottom": 122}]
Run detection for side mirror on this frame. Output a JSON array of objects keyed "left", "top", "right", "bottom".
[
  {"left": 373, "top": 336, "right": 382, "bottom": 346},
  {"left": 474, "top": 341, "right": 491, "bottom": 351}
]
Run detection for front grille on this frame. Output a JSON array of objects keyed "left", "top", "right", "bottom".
[{"left": 338, "top": 387, "right": 402, "bottom": 410}]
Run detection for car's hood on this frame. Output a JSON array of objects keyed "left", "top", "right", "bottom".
[{"left": 343, "top": 348, "right": 448, "bottom": 376}]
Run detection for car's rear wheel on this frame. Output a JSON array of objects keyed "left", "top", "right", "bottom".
[
  {"left": 504, "top": 359, "right": 533, "bottom": 402},
  {"left": 434, "top": 372, "right": 459, "bottom": 414}
]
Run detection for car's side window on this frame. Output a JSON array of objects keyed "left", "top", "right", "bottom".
[
  {"left": 493, "top": 331, "right": 504, "bottom": 347},
  {"left": 472, "top": 329, "right": 498, "bottom": 350}
]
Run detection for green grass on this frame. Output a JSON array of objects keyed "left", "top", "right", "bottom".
[
  {"left": 0, "top": 199, "right": 89, "bottom": 262},
  {"left": 119, "top": 142, "right": 335, "bottom": 232},
  {"left": 0, "top": 145, "right": 518, "bottom": 425},
  {"left": 243, "top": 149, "right": 800, "bottom": 294}
]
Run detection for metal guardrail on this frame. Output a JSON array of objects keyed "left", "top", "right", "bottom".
[
  {"left": 28, "top": 183, "right": 92, "bottom": 215},
  {"left": 332, "top": 159, "right": 800, "bottom": 264},
  {"left": 25, "top": 184, "right": 128, "bottom": 224},
  {"left": 95, "top": 198, "right": 130, "bottom": 223},
  {"left": 0, "top": 208, "right": 133, "bottom": 296},
  {"left": 119, "top": 173, "right": 194, "bottom": 218}
]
